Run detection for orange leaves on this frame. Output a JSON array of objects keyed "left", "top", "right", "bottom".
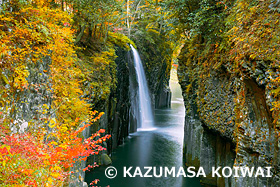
[
  {"left": 0, "top": 124, "right": 111, "bottom": 186},
  {"left": 92, "top": 112, "right": 105, "bottom": 122},
  {"left": 225, "top": 0, "right": 280, "bottom": 125},
  {"left": 227, "top": 0, "right": 280, "bottom": 64},
  {"left": 0, "top": 0, "right": 116, "bottom": 186},
  {"left": 104, "top": 21, "right": 114, "bottom": 26},
  {"left": 0, "top": 134, "right": 49, "bottom": 186},
  {"left": 0, "top": 2, "right": 75, "bottom": 96}
]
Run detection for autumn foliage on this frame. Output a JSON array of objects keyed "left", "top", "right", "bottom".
[
  {"left": 0, "top": 0, "right": 115, "bottom": 186},
  {"left": 171, "top": 0, "right": 280, "bottom": 133},
  {"left": 0, "top": 126, "right": 110, "bottom": 186}
]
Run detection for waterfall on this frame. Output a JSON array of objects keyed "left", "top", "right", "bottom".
[{"left": 130, "top": 44, "right": 155, "bottom": 130}]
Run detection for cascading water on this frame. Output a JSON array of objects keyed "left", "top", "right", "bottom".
[{"left": 130, "top": 44, "right": 155, "bottom": 130}]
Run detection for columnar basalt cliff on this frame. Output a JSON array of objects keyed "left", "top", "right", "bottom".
[
  {"left": 173, "top": 0, "right": 280, "bottom": 186},
  {"left": 131, "top": 32, "right": 172, "bottom": 109},
  {"left": 178, "top": 47, "right": 280, "bottom": 187},
  {"left": 97, "top": 46, "right": 135, "bottom": 152}
]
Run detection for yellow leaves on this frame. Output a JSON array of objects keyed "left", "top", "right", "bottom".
[
  {"left": 249, "top": 53, "right": 257, "bottom": 59},
  {"left": 50, "top": 172, "right": 60, "bottom": 178},
  {"left": 169, "top": 29, "right": 175, "bottom": 35},
  {"left": 13, "top": 65, "right": 30, "bottom": 90},
  {"left": 156, "top": 6, "right": 161, "bottom": 11},
  {"left": 272, "top": 87, "right": 280, "bottom": 97},
  {"left": 51, "top": 141, "right": 58, "bottom": 146},
  {"left": 0, "top": 15, "right": 13, "bottom": 22},
  {"left": 49, "top": 118, "right": 56, "bottom": 128},
  {"left": 61, "top": 124, "right": 68, "bottom": 132},
  {"left": 185, "top": 84, "right": 192, "bottom": 94},
  {"left": 138, "top": 5, "right": 148, "bottom": 9},
  {"left": 145, "top": 22, "right": 155, "bottom": 30},
  {"left": 227, "top": 0, "right": 280, "bottom": 67},
  {"left": 0, "top": 1, "right": 114, "bottom": 186},
  {"left": 47, "top": 177, "right": 53, "bottom": 185},
  {"left": 50, "top": 165, "right": 62, "bottom": 179},
  {"left": 90, "top": 110, "right": 98, "bottom": 116},
  {"left": 112, "top": 11, "right": 120, "bottom": 16},
  {"left": 2, "top": 160, "right": 6, "bottom": 168},
  {"left": 53, "top": 165, "right": 61, "bottom": 171},
  {"left": 147, "top": 28, "right": 160, "bottom": 35},
  {"left": 249, "top": 6, "right": 257, "bottom": 14},
  {"left": 236, "top": 0, "right": 249, "bottom": 9}
]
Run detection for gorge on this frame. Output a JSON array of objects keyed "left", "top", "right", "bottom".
[{"left": 1, "top": 0, "right": 279, "bottom": 187}]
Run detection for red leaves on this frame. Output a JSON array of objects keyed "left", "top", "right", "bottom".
[
  {"left": 0, "top": 0, "right": 114, "bottom": 185},
  {"left": 27, "top": 179, "right": 38, "bottom": 186},
  {"left": 0, "top": 127, "right": 111, "bottom": 186},
  {"left": 90, "top": 179, "right": 100, "bottom": 186},
  {"left": 63, "top": 22, "right": 70, "bottom": 27}
]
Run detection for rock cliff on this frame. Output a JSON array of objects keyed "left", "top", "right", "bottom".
[
  {"left": 178, "top": 46, "right": 280, "bottom": 186},
  {"left": 131, "top": 31, "right": 172, "bottom": 109}
]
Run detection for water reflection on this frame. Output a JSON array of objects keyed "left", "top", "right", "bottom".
[{"left": 85, "top": 70, "right": 201, "bottom": 187}]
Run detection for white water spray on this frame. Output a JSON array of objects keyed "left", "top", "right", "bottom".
[{"left": 130, "top": 45, "right": 155, "bottom": 130}]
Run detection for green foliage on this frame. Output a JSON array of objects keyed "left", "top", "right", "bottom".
[
  {"left": 176, "top": 0, "right": 280, "bottom": 148},
  {"left": 76, "top": 47, "right": 117, "bottom": 108},
  {"left": 125, "top": 0, "right": 175, "bottom": 93},
  {"left": 0, "top": 0, "right": 113, "bottom": 186},
  {"left": 107, "top": 31, "right": 136, "bottom": 50},
  {"left": 67, "top": 0, "right": 124, "bottom": 45}
]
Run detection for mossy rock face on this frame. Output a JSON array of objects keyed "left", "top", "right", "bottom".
[
  {"left": 101, "top": 153, "right": 112, "bottom": 165},
  {"left": 178, "top": 52, "right": 280, "bottom": 186},
  {"left": 130, "top": 29, "right": 172, "bottom": 109}
]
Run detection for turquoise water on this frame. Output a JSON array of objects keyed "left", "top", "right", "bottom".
[{"left": 85, "top": 73, "right": 201, "bottom": 187}]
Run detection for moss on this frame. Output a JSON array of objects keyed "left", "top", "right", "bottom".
[
  {"left": 107, "top": 31, "right": 136, "bottom": 50},
  {"left": 101, "top": 154, "right": 112, "bottom": 165}
]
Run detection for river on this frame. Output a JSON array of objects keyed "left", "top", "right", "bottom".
[{"left": 85, "top": 69, "right": 201, "bottom": 187}]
